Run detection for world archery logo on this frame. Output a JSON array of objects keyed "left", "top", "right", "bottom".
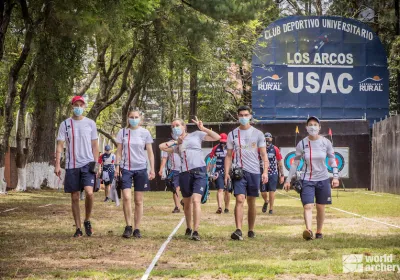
[
  {"left": 257, "top": 74, "right": 283, "bottom": 91},
  {"left": 359, "top": 75, "right": 383, "bottom": 92}
]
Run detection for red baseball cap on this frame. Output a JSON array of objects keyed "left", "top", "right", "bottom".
[
  {"left": 71, "top": 96, "right": 86, "bottom": 105},
  {"left": 220, "top": 133, "right": 228, "bottom": 143}
]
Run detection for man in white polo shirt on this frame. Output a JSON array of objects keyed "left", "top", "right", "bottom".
[{"left": 55, "top": 96, "right": 99, "bottom": 238}]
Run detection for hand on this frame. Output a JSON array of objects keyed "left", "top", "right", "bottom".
[
  {"left": 332, "top": 178, "right": 339, "bottom": 188},
  {"left": 149, "top": 171, "right": 155, "bottom": 180},
  {"left": 54, "top": 165, "right": 61, "bottom": 178},
  {"left": 177, "top": 135, "right": 184, "bottom": 145},
  {"left": 191, "top": 116, "right": 204, "bottom": 131},
  {"left": 96, "top": 170, "right": 101, "bottom": 178},
  {"left": 158, "top": 170, "right": 163, "bottom": 177},
  {"left": 279, "top": 175, "right": 284, "bottom": 184},
  {"left": 114, "top": 167, "right": 119, "bottom": 178},
  {"left": 224, "top": 173, "right": 231, "bottom": 186},
  {"left": 262, "top": 173, "right": 268, "bottom": 184},
  {"left": 283, "top": 182, "right": 290, "bottom": 192}
]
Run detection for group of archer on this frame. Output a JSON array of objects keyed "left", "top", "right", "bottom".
[{"left": 55, "top": 97, "right": 339, "bottom": 241}]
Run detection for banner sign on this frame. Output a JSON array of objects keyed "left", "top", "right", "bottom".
[
  {"left": 280, "top": 147, "right": 349, "bottom": 178},
  {"left": 252, "top": 16, "right": 389, "bottom": 123}
]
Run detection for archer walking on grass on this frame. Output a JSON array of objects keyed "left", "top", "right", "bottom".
[
  {"left": 55, "top": 96, "right": 99, "bottom": 238},
  {"left": 225, "top": 105, "right": 269, "bottom": 241},
  {"left": 210, "top": 133, "right": 231, "bottom": 214},
  {"left": 284, "top": 116, "right": 339, "bottom": 240},
  {"left": 159, "top": 117, "right": 220, "bottom": 241},
  {"left": 115, "top": 109, "right": 155, "bottom": 239},
  {"left": 99, "top": 145, "right": 115, "bottom": 202},
  {"left": 260, "top": 132, "right": 284, "bottom": 215}
]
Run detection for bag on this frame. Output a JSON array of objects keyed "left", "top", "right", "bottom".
[
  {"left": 290, "top": 140, "right": 307, "bottom": 194},
  {"left": 291, "top": 176, "right": 302, "bottom": 194},
  {"left": 88, "top": 161, "right": 100, "bottom": 174},
  {"left": 94, "top": 176, "right": 101, "bottom": 192},
  {"left": 225, "top": 178, "right": 233, "bottom": 193},
  {"left": 109, "top": 180, "right": 120, "bottom": 206},
  {"left": 165, "top": 173, "right": 177, "bottom": 194},
  {"left": 116, "top": 174, "right": 122, "bottom": 199},
  {"left": 230, "top": 167, "right": 244, "bottom": 181}
]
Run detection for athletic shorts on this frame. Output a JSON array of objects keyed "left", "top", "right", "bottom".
[
  {"left": 233, "top": 170, "right": 260, "bottom": 197},
  {"left": 170, "top": 170, "right": 180, "bottom": 188},
  {"left": 121, "top": 168, "right": 150, "bottom": 191},
  {"left": 260, "top": 174, "right": 278, "bottom": 192},
  {"left": 64, "top": 163, "right": 95, "bottom": 193},
  {"left": 103, "top": 171, "right": 115, "bottom": 186},
  {"left": 300, "top": 179, "right": 332, "bottom": 205},
  {"left": 215, "top": 172, "right": 225, "bottom": 190},
  {"left": 179, "top": 167, "right": 207, "bottom": 198}
]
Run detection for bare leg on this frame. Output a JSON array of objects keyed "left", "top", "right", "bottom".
[
  {"left": 71, "top": 192, "right": 81, "bottom": 229},
  {"left": 261, "top": 191, "right": 268, "bottom": 203},
  {"left": 224, "top": 191, "right": 230, "bottom": 210},
  {"left": 183, "top": 196, "right": 192, "bottom": 229},
  {"left": 316, "top": 204, "right": 325, "bottom": 233},
  {"left": 192, "top": 193, "right": 202, "bottom": 231},
  {"left": 134, "top": 191, "right": 144, "bottom": 230},
  {"left": 173, "top": 186, "right": 180, "bottom": 208},
  {"left": 122, "top": 188, "right": 132, "bottom": 226},
  {"left": 269, "top": 191, "right": 275, "bottom": 210},
  {"left": 303, "top": 203, "right": 314, "bottom": 230},
  {"left": 217, "top": 189, "right": 223, "bottom": 209},
  {"left": 84, "top": 186, "right": 94, "bottom": 221},
  {"left": 105, "top": 184, "right": 110, "bottom": 198},
  {"left": 234, "top": 194, "right": 245, "bottom": 230},
  {"left": 247, "top": 196, "right": 257, "bottom": 231}
]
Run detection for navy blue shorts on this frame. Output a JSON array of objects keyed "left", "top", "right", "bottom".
[
  {"left": 261, "top": 175, "right": 278, "bottom": 192},
  {"left": 170, "top": 170, "right": 180, "bottom": 188},
  {"left": 179, "top": 167, "right": 207, "bottom": 198},
  {"left": 233, "top": 170, "right": 260, "bottom": 197},
  {"left": 300, "top": 179, "right": 332, "bottom": 205},
  {"left": 121, "top": 168, "right": 150, "bottom": 191},
  {"left": 64, "top": 163, "right": 95, "bottom": 193},
  {"left": 215, "top": 172, "right": 225, "bottom": 190}
]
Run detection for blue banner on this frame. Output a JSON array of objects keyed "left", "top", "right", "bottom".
[{"left": 252, "top": 16, "right": 389, "bottom": 122}]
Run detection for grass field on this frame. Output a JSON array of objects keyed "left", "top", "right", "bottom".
[{"left": 1, "top": 188, "right": 400, "bottom": 279}]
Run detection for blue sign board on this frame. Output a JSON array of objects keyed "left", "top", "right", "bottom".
[{"left": 252, "top": 16, "right": 389, "bottom": 122}]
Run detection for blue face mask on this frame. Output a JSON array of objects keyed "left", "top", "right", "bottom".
[
  {"left": 129, "top": 118, "right": 140, "bottom": 127},
  {"left": 239, "top": 117, "right": 250, "bottom": 125},
  {"left": 73, "top": 107, "right": 84, "bottom": 116},
  {"left": 172, "top": 127, "right": 182, "bottom": 137}
]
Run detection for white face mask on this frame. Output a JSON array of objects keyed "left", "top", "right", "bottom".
[{"left": 306, "top": 126, "right": 320, "bottom": 136}]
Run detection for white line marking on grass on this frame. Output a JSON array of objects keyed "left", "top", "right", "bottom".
[
  {"left": 363, "top": 192, "right": 382, "bottom": 197},
  {"left": 38, "top": 204, "right": 53, "bottom": 208},
  {"left": 141, "top": 217, "right": 185, "bottom": 280},
  {"left": 1, "top": 207, "right": 18, "bottom": 213},
  {"left": 277, "top": 191, "right": 400, "bottom": 229}
]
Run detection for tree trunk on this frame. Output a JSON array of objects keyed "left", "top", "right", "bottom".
[
  {"left": 16, "top": 64, "right": 34, "bottom": 191},
  {"left": 396, "top": 0, "right": 400, "bottom": 113},
  {"left": 179, "top": 69, "right": 184, "bottom": 118},
  {"left": 239, "top": 66, "right": 251, "bottom": 107},
  {"left": 0, "top": 0, "right": 33, "bottom": 193},
  {"left": 189, "top": 62, "right": 198, "bottom": 121},
  {"left": 0, "top": 0, "right": 15, "bottom": 62}
]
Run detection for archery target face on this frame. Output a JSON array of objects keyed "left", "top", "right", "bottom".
[{"left": 280, "top": 147, "right": 349, "bottom": 178}]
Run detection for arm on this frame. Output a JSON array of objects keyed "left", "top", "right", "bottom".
[
  {"left": 191, "top": 117, "right": 220, "bottom": 142},
  {"left": 259, "top": 147, "right": 270, "bottom": 184},
  {"left": 202, "top": 127, "right": 221, "bottom": 142},
  {"left": 146, "top": 143, "right": 155, "bottom": 180},
  {"left": 224, "top": 149, "right": 233, "bottom": 185},
  {"left": 283, "top": 142, "right": 302, "bottom": 191},
  {"left": 91, "top": 139, "right": 99, "bottom": 162},
  {"left": 159, "top": 157, "right": 167, "bottom": 177},
  {"left": 326, "top": 139, "right": 339, "bottom": 187},
  {"left": 159, "top": 140, "right": 177, "bottom": 153},
  {"left": 54, "top": 140, "right": 64, "bottom": 177},
  {"left": 115, "top": 143, "right": 122, "bottom": 177}
]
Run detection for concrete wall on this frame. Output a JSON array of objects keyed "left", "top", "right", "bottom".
[{"left": 371, "top": 115, "right": 400, "bottom": 195}]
